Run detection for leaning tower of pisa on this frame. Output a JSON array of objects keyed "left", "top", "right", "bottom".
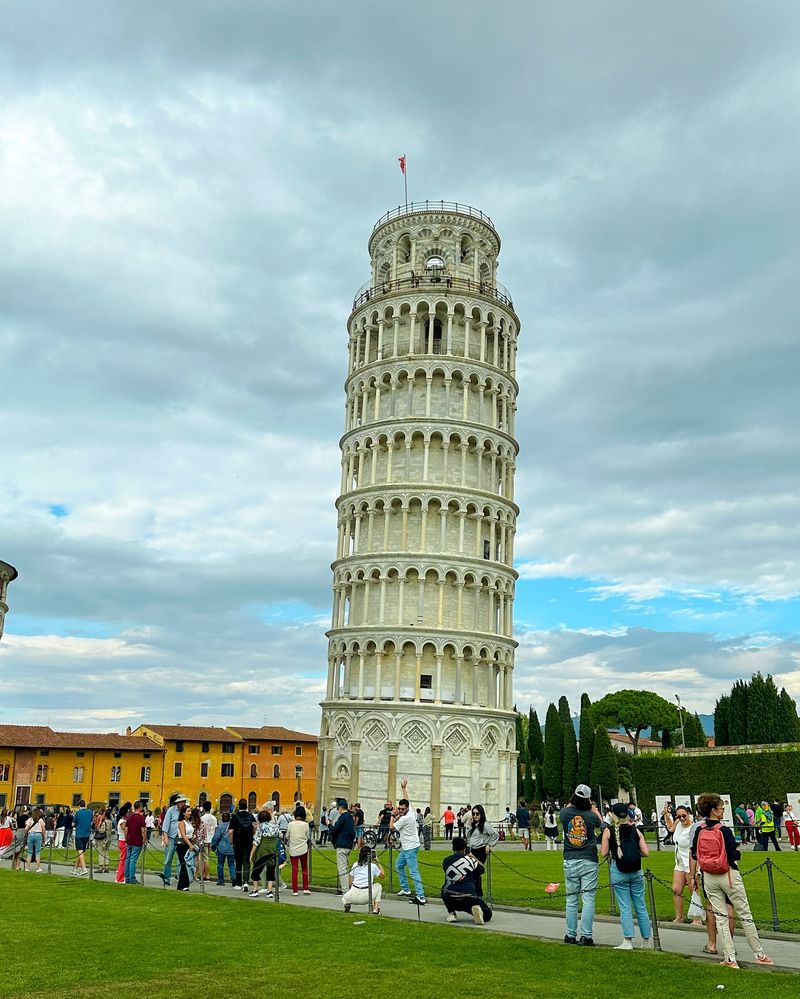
[{"left": 316, "top": 201, "right": 521, "bottom": 821}]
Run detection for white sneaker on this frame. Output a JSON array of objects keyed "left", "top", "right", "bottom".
[
  {"left": 303, "top": 889, "right": 311, "bottom": 895},
  {"left": 397, "top": 888, "right": 411, "bottom": 896},
  {"left": 446, "top": 912, "right": 457, "bottom": 923},
  {"left": 640, "top": 937, "right": 654, "bottom": 950},
  {"left": 248, "top": 890, "right": 259, "bottom": 898},
  {"left": 259, "top": 889, "right": 273, "bottom": 896},
  {"left": 615, "top": 940, "right": 633, "bottom": 950},
  {"left": 471, "top": 904, "right": 484, "bottom": 925}
]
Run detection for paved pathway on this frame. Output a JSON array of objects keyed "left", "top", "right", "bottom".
[{"left": 35, "top": 856, "right": 799, "bottom": 973}]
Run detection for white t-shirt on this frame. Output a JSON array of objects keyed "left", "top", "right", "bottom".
[
  {"left": 350, "top": 861, "right": 381, "bottom": 889},
  {"left": 394, "top": 811, "right": 420, "bottom": 850},
  {"left": 117, "top": 818, "right": 126, "bottom": 844},
  {"left": 201, "top": 812, "right": 218, "bottom": 843},
  {"left": 673, "top": 820, "right": 694, "bottom": 868}
]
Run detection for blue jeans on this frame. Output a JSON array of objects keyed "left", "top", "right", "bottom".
[
  {"left": 216, "top": 851, "right": 235, "bottom": 884},
  {"left": 611, "top": 866, "right": 651, "bottom": 940},
  {"left": 564, "top": 858, "right": 599, "bottom": 941},
  {"left": 125, "top": 845, "right": 142, "bottom": 883},
  {"left": 396, "top": 847, "right": 424, "bottom": 897},
  {"left": 27, "top": 832, "right": 43, "bottom": 864},
  {"left": 62, "top": 831, "right": 71, "bottom": 850},
  {"left": 163, "top": 837, "right": 177, "bottom": 882}
]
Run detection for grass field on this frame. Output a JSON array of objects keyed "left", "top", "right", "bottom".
[
  {"left": 1, "top": 868, "right": 797, "bottom": 999},
  {"left": 41, "top": 839, "right": 800, "bottom": 932}
]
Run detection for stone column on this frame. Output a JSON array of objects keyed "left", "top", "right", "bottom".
[
  {"left": 470, "top": 747, "right": 483, "bottom": 806},
  {"left": 387, "top": 741, "right": 400, "bottom": 802},
  {"left": 430, "top": 745, "right": 443, "bottom": 819},
  {"left": 349, "top": 739, "right": 362, "bottom": 803},
  {"left": 498, "top": 748, "right": 509, "bottom": 813}
]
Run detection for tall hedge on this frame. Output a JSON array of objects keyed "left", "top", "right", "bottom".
[{"left": 630, "top": 749, "right": 800, "bottom": 816}]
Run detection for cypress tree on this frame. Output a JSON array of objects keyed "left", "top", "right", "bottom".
[
  {"left": 728, "top": 680, "right": 749, "bottom": 746},
  {"left": 559, "top": 695, "right": 578, "bottom": 799},
  {"left": 746, "top": 674, "right": 769, "bottom": 744},
  {"left": 543, "top": 703, "right": 563, "bottom": 800},
  {"left": 577, "top": 693, "right": 595, "bottom": 784},
  {"left": 528, "top": 707, "right": 544, "bottom": 765},
  {"left": 763, "top": 675, "right": 782, "bottom": 743},
  {"left": 589, "top": 725, "right": 619, "bottom": 801},
  {"left": 778, "top": 688, "right": 800, "bottom": 742},
  {"left": 523, "top": 761, "right": 535, "bottom": 803},
  {"left": 714, "top": 695, "right": 731, "bottom": 746},
  {"left": 515, "top": 710, "right": 528, "bottom": 765},
  {"left": 534, "top": 770, "right": 545, "bottom": 806},
  {"left": 683, "top": 711, "right": 707, "bottom": 748}
]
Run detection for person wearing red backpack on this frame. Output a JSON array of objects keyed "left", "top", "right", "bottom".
[{"left": 689, "top": 794, "right": 773, "bottom": 970}]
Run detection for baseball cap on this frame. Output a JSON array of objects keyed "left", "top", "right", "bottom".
[
  {"left": 611, "top": 802, "right": 629, "bottom": 818},
  {"left": 574, "top": 784, "right": 592, "bottom": 799}
]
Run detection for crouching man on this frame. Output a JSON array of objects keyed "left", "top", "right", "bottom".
[{"left": 441, "top": 837, "right": 493, "bottom": 925}]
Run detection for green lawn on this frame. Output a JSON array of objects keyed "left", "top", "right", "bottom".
[
  {"left": 45, "top": 840, "right": 800, "bottom": 932},
  {"left": 1, "top": 869, "right": 796, "bottom": 999}
]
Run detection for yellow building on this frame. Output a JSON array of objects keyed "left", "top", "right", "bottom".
[
  {"left": 0, "top": 725, "right": 163, "bottom": 810},
  {"left": 226, "top": 726, "right": 318, "bottom": 812}
]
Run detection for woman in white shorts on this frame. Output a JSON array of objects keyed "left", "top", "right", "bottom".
[
  {"left": 343, "top": 845, "right": 383, "bottom": 914},
  {"left": 662, "top": 802, "right": 696, "bottom": 922}
]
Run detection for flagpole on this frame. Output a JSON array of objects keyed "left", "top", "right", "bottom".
[{"left": 404, "top": 161, "right": 408, "bottom": 207}]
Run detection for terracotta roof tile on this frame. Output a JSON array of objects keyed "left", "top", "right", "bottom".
[
  {"left": 228, "top": 726, "right": 317, "bottom": 743},
  {"left": 143, "top": 725, "right": 242, "bottom": 742},
  {"left": 0, "top": 725, "right": 160, "bottom": 751},
  {"left": 0, "top": 725, "right": 64, "bottom": 748}
]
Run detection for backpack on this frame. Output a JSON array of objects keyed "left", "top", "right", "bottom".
[
  {"left": 696, "top": 822, "right": 729, "bottom": 875},
  {"left": 611, "top": 824, "right": 642, "bottom": 873},
  {"left": 93, "top": 811, "right": 105, "bottom": 830}
]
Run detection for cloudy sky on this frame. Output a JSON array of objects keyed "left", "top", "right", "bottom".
[{"left": 2, "top": 1, "right": 799, "bottom": 735}]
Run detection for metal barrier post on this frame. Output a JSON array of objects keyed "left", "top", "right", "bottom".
[
  {"left": 486, "top": 851, "right": 493, "bottom": 905},
  {"left": 655, "top": 824, "right": 661, "bottom": 851},
  {"left": 308, "top": 839, "right": 313, "bottom": 886},
  {"left": 388, "top": 842, "right": 394, "bottom": 893},
  {"left": 274, "top": 852, "right": 280, "bottom": 904},
  {"left": 88, "top": 837, "right": 94, "bottom": 881},
  {"left": 765, "top": 859, "right": 780, "bottom": 931},
  {"left": 367, "top": 853, "right": 374, "bottom": 913},
  {"left": 608, "top": 856, "right": 617, "bottom": 915},
  {"left": 47, "top": 837, "right": 53, "bottom": 874},
  {"left": 644, "top": 870, "right": 662, "bottom": 951},
  {"left": 140, "top": 843, "right": 146, "bottom": 885}
]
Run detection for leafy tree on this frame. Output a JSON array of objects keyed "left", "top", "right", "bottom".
[
  {"left": 528, "top": 707, "right": 544, "bottom": 765},
  {"left": 559, "top": 695, "right": 578, "bottom": 798},
  {"left": 683, "top": 711, "right": 707, "bottom": 748},
  {"left": 589, "top": 726, "right": 619, "bottom": 801},
  {"left": 778, "top": 688, "right": 800, "bottom": 743},
  {"left": 661, "top": 726, "right": 673, "bottom": 750},
  {"left": 728, "top": 680, "right": 749, "bottom": 746},
  {"left": 747, "top": 673, "right": 774, "bottom": 744},
  {"left": 592, "top": 689, "right": 679, "bottom": 755},
  {"left": 714, "top": 695, "right": 731, "bottom": 746},
  {"left": 577, "top": 693, "right": 595, "bottom": 785},
  {"left": 542, "top": 703, "right": 563, "bottom": 799},
  {"left": 534, "top": 770, "right": 545, "bottom": 806},
  {"left": 523, "top": 761, "right": 535, "bottom": 803}
]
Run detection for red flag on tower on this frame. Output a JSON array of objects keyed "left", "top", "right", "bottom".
[{"left": 398, "top": 155, "right": 406, "bottom": 174}]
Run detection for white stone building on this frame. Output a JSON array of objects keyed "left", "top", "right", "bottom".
[
  {"left": 316, "top": 202, "right": 521, "bottom": 822},
  {"left": 0, "top": 560, "right": 17, "bottom": 641}
]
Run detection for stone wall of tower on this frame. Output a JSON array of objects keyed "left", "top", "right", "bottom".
[{"left": 318, "top": 206, "right": 521, "bottom": 822}]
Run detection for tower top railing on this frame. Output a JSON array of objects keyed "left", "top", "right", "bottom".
[
  {"left": 352, "top": 273, "right": 514, "bottom": 312},
  {"left": 371, "top": 201, "right": 498, "bottom": 238}
]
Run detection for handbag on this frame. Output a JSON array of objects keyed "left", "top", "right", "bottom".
[{"left": 687, "top": 889, "right": 706, "bottom": 922}]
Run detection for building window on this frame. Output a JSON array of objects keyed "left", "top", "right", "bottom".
[
  {"left": 248, "top": 791, "right": 257, "bottom": 810},
  {"left": 222, "top": 742, "right": 234, "bottom": 754},
  {"left": 72, "top": 794, "right": 82, "bottom": 807},
  {"left": 143, "top": 752, "right": 151, "bottom": 759},
  {"left": 295, "top": 746, "right": 303, "bottom": 756},
  {"left": 248, "top": 745, "right": 260, "bottom": 755},
  {"left": 295, "top": 765, "right": 303, "bottom": 778},
  {"left": 113, "top": 752, "right": 122, "bottom": 758},
  {"left": 175, "top": 741, "right": 184, "bottom": 753},
  {"left": 140, "top": 766, "right": 151, "bottom": 782},
  {"left": 110, "top": 766, "right": 121, "bottom": 783},
  {"left": 198, "top": 792, "right": 207, "bottom": 806},
  {"left": 420, "top": 674, "right": 433, "bottom": 689},
  {"left": 108, "top": 793, "right": 120, "bottom": 807},
  {"left": 201, "top": 742, "right": 210, "bottom": 753},
  {"left": 35, "top": 764, "right": 49, "bottom": 783},
  {"left": 0, "top": 794, "right": 6, "bottom": 808},
  {"left": 271, "top": 746, "right": 283, "bottom": 756},
  {"left": 139, "top": 792, "right": 150, "bottom": 805},
  {"left": 272, "top": 764, "right": 280, "bottom": 779},
  {"left": 0, "top": 764, "right": 9, "bottom": 782},
  {"left": 76, "top": 751, "right": 85, "bottom": 758},
  {"left": 35, "top": 793, "right": 45, "bottom": 805},
  {"left": 250, "top": 764, "right": 258, "bottom": 778},
  {"left": 483, "top": 540, "right": 490, "bottom": 559},
  {"left": 72, "top": 766, "right": 84, "bottom": 783},
  {"left": 200, "top": 762, "right": 209, "bottom": 778},
  {"left": 221, "top": 763, "right": 234, "bottom": 778},
  {"left": 40, "top": 750, "right": 49, "bottom": 757},
  {"left": 174, "top": 762, "right": 183, "bottom": 778}
]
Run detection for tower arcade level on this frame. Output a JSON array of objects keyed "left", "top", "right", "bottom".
[{"left": 316, "top": 202, "right": 521, "bottom": 820}]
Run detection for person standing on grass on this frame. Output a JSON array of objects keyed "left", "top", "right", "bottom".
[
  {"left": 440, "top": 805, "right": 456, "bottom": 840},
  {"left": 422, "top": 807, "right": 434, "bottom": 850},
  {"left": 463, "top": 804, "right": 499, "bottom": 898},
  {"left": 391, "top": 780, "right": 426, "bottom": 904},
  {"left": 661, "top": 802, "right": 697, "bottom": 923},
  {"left": 784, "top": 801, "right": 799, "bottom": 850},
  {"left": 95, "top": 809, "right": 113, "bottom": 873},
  {"left": 441, "top": 836, "right": 492, "bottom": 925},
  {"left": 211, "top": 811, "right": 236, "bottom": 885},
  {"left": 61, "top": 808, "right": 73, "bottom": 852},
  {"left": 115, "top": 802, "right": 131, "bottom": 884},
  {"left": 124, "top": 800, "right": 147, "bottom": 885},
  {"left": 560, "top": 783, "right": 603, "bottom": 947},
  {"left": 145, "top": 809, "right": 155, "bottom": 843},
  {"left": 73, "top": 799, "right": 94, "bottom": 877},
  {"left": 755, "top": 801, "right": 780, "bottom": 851},
  {"left": 516, "top": 801, "right": 531, "bottom": 851},
  {"left": 11, "top": 812, "right": 28, "bottom": 870},
  {"left": 343, "top": 845, "right": 384, "bottom": 914},
  {"left": 689, "top": 793, "right": 773, "bottom": 969},
  {"left": 199, "top": 800, "right": 217, "bottom": 882},
  {"left": 543, "top": 804, "right": 559, "bottom": 849},
  {"left": 330, "top": 799, "right": 357, "bottom": 895},
  {"left": 286, "top": 804, "right": 311, "bottom": 896},
  {"left": 159, "top": 793, "right": 186, "bottom": 887},
  {"left": 229, "top": 798, "right": 256, "bottom": 890},
  {"left": 600, "top": 802, "right": 652, "bottom": 950},
  {"left": 25, "top": 808, "right": 45, "bottom": 873},
  {"left": 176, "top": 801, "right": 198, "bottom": 892}
]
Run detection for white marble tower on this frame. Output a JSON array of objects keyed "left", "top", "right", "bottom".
[{"left": 316, "top": 202, "right": 520, "bottom": 821}]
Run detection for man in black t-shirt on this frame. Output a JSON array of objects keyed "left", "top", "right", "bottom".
[
  {"left": 377, "top": 802, "right": 393, "bottom": 845},
  {"left": 440, "top": 837, "right": 492, "bottom": 925},
  {"left": 228, "top": 799, "right": 256, "bottom": 889}
]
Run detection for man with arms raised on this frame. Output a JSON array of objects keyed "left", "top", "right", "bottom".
[{"left": 391, "top": 779, "right": 426, "bottom": 904}]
